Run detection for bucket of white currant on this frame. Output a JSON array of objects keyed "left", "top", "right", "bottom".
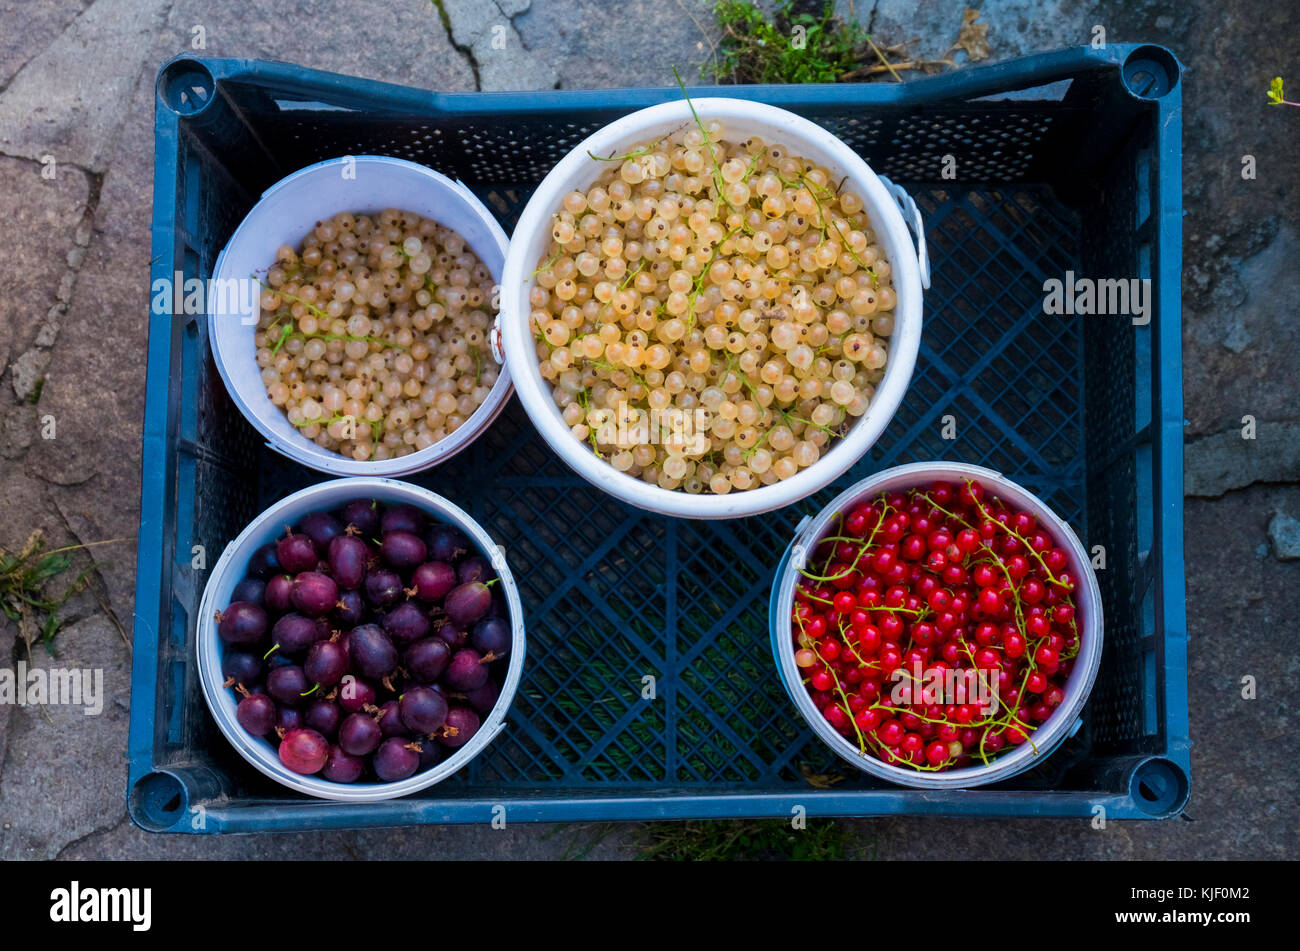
[
  {"left": 208, "top": 155, "right": 512, "bottom": 477},
  {"left": 499, "top": 97, "right": 930, "bottom": 519},
  {"left": 769, "top": 462, "right": 1103, "bottom": 788}
]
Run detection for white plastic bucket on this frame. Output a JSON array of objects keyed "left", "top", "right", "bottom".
[
  {"left": 769, "top": 462, "right": 1103, "bottom": 788},
  {"left": 196, "top": 477, "right": 525, "bottom": 802},
  {"left": 499, "top": 98, "right": 930, "bottom": 519},
  {"left": 208, "top": 156, "right": 512, "bottom": 477}
]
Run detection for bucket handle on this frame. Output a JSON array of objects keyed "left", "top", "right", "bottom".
[
  {"left": 490, "top": 319, "right": 506, "bottom": 365},
  {"left": 877, "top": 175, "right": 930, "bottom": 290},
  {"left": 788, "top": 514, "right": 814, "bottom": 571}
]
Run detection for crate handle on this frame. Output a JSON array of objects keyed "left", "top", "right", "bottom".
[{"left": 877, "top": 175, "right": 930, "bottom": 290}]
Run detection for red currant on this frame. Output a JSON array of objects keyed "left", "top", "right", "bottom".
[
  {"left": 930, "top": 482, "right": 955, "bottom": 506},
  {"left": 877, "top": 721, "right": 904, "bottom": 746},
  {"left": 845, "top": 507, "right": 872, "bottom": 537},
  {"left": 900, "top": 535, "right": 926, "bottom": 561},
  {"left": 977, "top": 588, "right": 1004, "bottom": 614},
  {"left": 856, "top": 708, "right": 881, "bottom": 731}
]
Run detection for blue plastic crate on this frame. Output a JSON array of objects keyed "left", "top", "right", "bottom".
[{"left": 130, "top": 45, "right": 1189, "bottom": 832}]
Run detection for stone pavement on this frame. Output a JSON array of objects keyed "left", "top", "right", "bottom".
[{"left": 0, "top": 0, "right": 1294, "bottom": 860}]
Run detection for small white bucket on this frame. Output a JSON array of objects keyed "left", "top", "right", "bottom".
[
  {"left": 498, "top": 98, "right": 930, "bottom": 520},
  {"left": 770, "top": 462, "right": 1103, "bottom": 788},
  {"left": 196, "top": 477, "right": 525, "bottom": 802},
  {"left": 208, "top": 156, "right": 512, "bottom": 477}
]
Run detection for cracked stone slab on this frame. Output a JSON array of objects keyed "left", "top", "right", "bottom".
[
  {"left": 1268, "top": 511, "right": 1300, "bottom": 560},
  {"left": 0, "top": 155, "right": 91, "bottom": 389},
  {"left": 22, "top": 114, "right": 147, "bottom": 637},
  {"left": 0, "top": 613, "right": 131, "bottom": 860},
  {"left": 1222, "top": 317, "right": 1251, "bottom": 354},
  {"left": 438, "top": 0, "right": 558, "bottom": 91},
  {"left": 860, "top": 0, "right": 1100, "bottom": 64},
  {"left": 49, "top": 495, "right": 136, "bottom": 649},
  {"left": 0, "top": 406, "right": 39, "bottom": 460},
  {"left": 513, "top": 0, "right": 707, "bottom": 89},
  {"left": 1184, "top": 227, "right": 1300, "bottom": 435},
  {"left": 163, "top": 0, "right": 474, "bottom": 92},
  {"left": 0, "top": 0, "right": 87, "bottom": 90},
  {"left": 1184, "top": 421, "right": 1300, "bottom": 497},
  {"left": 8, "top": 197, "right": 91, "bottom": 402},
  {"left": 0, "top": 0, "right": 173, "bottom": 171},
  {"left": 8, "top": 351, "right": 47, "bottom": 404},
  {"left": 27, "top": 59, "right": 152, "bottom": 495}
]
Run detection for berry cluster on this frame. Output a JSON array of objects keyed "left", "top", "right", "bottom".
[
  {"left": 215, "top": 499, "right": 510, "bottom": 783},
  {"left": 254, "top": 210, "right": 499, "bottom": 462},
  {"left": 791, "top": 479, "right": 1080, "bottom": 771}
]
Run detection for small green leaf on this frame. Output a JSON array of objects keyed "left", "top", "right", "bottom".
[{"left": 41, "top": 611, "right": 60, "bottom": 657}]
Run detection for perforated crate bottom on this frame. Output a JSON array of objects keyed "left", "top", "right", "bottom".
[{"left": 237, "top": 184, "right": 1094, "bottom": 797}]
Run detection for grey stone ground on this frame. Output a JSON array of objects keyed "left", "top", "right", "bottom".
[{"left": 0, "top": 0, "right": 1295, "bottom": 860}]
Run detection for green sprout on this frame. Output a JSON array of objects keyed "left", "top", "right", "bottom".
[{"left": 1267, "top": 77, "right": 1299, "bottom": 107}]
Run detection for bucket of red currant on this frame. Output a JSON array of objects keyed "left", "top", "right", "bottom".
[
  {"left": 196, "top": 478, "right": 525, "bottom": 801},
  {"left": 770, "top": 462, "right": 1102, "bottom": 787}
]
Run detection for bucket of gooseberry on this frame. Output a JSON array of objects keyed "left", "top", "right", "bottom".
[
  {"left": 196, "top": 477, "right": 525, "bottom": 801},
  {"left": 499, "top": 98, "right": 930, "bottom": 519},
  {"left": 208, "top": 155, "right": 512, "bottom": 477},
  {"left": 769, "top": 462, "right": 1103, "bottom": 788}
]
